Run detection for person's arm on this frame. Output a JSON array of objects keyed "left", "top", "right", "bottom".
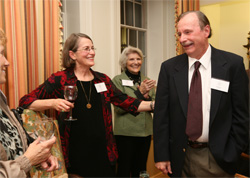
[
  {"left": 153, "top": 62, "right": 171, "bottom": 163},
  {"left": 0, "top": 154, "right": 31, "bottom": 178},
  {"left": 0, "top": 137, "right": 58, "bottom": 178},
  {"left": 137, "top": 100, "right": 154, "bottom": 112},
  {"left": 227, "top": 57, "right": 249, "bottom": 154},
  {"left": 111, "top": 75, "right": 154, "bottom": 113},
  {"left": 111, "top": 85, "right": 153, "bottom": 113},
  {"left": 113, "top": 93, "right": 154, "bottom": 114},
  {"left": 110, "top": 76, "right": 141, "bottom": 115},
  {"left": 19, "top": 73, "right": 74, "bottom": 112},
  {"left": 28, "top": 98, "right": 73, "bottom": 112},
  {"left": 112, "top": 75, "right": 130, "bottom": 115}
]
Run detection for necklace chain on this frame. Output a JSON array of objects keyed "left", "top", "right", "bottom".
[{"left": 80, "top": 81, "right": 92, "bottom": 109}]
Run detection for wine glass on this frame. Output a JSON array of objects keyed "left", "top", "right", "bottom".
[
  {"left": 64, "top": 85, "right": 78, "bottom": 121},
  {"left": 139, "top": 171, "right": 149, "bottom": 178},
  {"left": 34, "top": 117, "right": 55, "bottom": 142}
]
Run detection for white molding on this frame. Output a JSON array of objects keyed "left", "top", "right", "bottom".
[
  {"left": 79, "top": 0, "right": 93, "bottom": 36},
  {"left": 164, "top": 0, "right": 176, "bottom": 60},
  {"left": 146, "top": 0, "right": 176, "bottom": 81},
  {"left": 110, "top": 0, "right": 121, "bottom": 77}
]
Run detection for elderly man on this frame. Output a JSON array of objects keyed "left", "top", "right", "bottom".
[{"left": 153, "top": 11, "right": 249, "bottom": 177}]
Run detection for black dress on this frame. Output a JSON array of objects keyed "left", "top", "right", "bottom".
[{"left": 67, "top": 80, "right": 115, "bottom": 177}]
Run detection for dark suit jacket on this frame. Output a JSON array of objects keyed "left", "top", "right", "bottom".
[{"left": 153, "top": 46, "right": 249, "bottom": 177}]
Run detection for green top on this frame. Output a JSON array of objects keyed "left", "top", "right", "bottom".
[{"left": 112, "top": 71, "right": 156, "bottom": 137}]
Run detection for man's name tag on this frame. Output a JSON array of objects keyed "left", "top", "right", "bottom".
[
  {"left": 122, "top": 80, "right": 133, "bottom": 86},
  {"left": 94, "top": 82, "right": 107, "bottom": 93},
  {"left": 211, "top": 78, "right": 229, "bottom": 93}
]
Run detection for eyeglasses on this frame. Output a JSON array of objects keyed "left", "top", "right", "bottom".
[{"left": 77, "top": 47, "right": 96, "bottom": 53}]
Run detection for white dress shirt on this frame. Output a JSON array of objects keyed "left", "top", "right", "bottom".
[{"left": 188, "top": 45, "right": 212, "bottom": 142}]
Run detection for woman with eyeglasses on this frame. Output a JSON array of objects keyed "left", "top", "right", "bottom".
[
  {"left": 112, "top": 46, "right": 156, "bottom": 177},
  {"left": 19, "top": 33, "right": 153, "bottom": 177}
]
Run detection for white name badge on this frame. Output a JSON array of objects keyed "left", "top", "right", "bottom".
[
  {"left": 122, "top": 80, "right": 134, "bottom": 86},
  {"left": 94, "top": 82, "right": 107, "bottom": 93},
  {"left": 211, "top": 78, "right": 229, "bottom": 93}
]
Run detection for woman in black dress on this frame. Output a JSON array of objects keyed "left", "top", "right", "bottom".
[{"left": 19, "top": 33, "right": 153, "bottom": 177}]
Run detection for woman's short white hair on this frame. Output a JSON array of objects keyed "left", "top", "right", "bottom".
[{"left": 119, "top": 46, "right": 143, "bottom": 71}]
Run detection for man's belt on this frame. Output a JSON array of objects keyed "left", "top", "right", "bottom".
[{"left": 188, "top": 141, "right": 208, "bottom": 149}]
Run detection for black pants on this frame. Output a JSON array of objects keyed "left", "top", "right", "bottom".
[{"left": 115, "top": 135, "right": 151, "bottom": 177}]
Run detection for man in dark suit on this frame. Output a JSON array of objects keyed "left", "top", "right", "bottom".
[{"left": 153, "top": 11, "right": 249, "bottom": 177}]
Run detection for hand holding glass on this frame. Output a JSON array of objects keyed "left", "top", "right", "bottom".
[{"left": 64, "top": 85, "right": 78, "bottom": 121}]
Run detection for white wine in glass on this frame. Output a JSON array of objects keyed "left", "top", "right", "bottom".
[{"left": 64, "top": 85, "right": 78, "bottom": 121}]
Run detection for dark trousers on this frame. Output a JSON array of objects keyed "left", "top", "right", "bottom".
[{"left": 115, "top": 135, "right": 151, "bottom": 177}]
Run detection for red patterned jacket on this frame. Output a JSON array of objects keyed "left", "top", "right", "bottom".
[{"left": 19, "top": 67, "right": 141, "bottom": 166}]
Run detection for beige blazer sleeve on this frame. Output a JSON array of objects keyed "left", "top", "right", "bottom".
[
  {"left": 0, "top": 150, "right": 31, "bottom": 178},
  {"left": 0, "top": 91, "right": 32, "bottom": 177}
]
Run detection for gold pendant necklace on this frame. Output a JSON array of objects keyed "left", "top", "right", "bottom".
[{"left": 80, "top": 81, "right": 92, "bottom": 109}]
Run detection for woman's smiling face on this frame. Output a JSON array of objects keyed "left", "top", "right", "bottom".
[
  {"left": 0, "top": 45, "right": 9, "bottom": 85},
  {"left": 126, "top": 52, "right": 142, "bottom": 75},
  {"left": 71, "top": 37, "right": 96, "bottom": 69}
]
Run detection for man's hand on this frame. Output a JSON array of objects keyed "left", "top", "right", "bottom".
[{"left": 155, "top": 161, "right": 172, "bottom": 175}]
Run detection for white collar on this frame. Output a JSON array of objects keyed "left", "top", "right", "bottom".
[{"left": 188, "top": 45, "right": 211, "bottom": 70}]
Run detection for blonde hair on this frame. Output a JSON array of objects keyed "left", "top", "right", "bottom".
[
  {"left": 0, "top": 28, "right": 7, "bottom": 46},
  {"left": 119, "top": 46, "right": 143, "bottom": 71}
]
